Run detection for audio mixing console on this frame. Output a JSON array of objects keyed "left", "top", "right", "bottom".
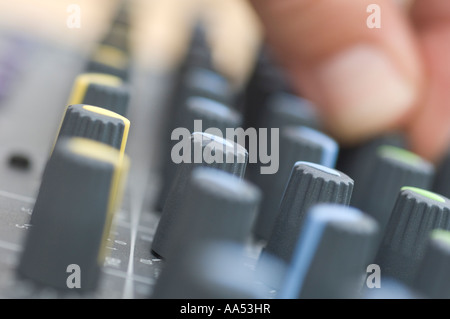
[
  {"left": 0, "top": 1, "right": 173, "bottom": 299},
  {"left": 0, "top": 0, "right": 450, "bottom": 301}
]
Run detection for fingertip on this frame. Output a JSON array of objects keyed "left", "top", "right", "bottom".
[{"left": 249, "top": 0, "right": 424, "bottom": 148}]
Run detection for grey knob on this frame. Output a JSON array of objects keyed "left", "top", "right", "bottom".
[
  {"left": 67, "top": 73, "right": 130, "bottom": 117},
  {"left": 86, "top": 45, "right": 129, "bottom": 81},
  {"left": 151, "top": 241, "right": 267, "bottom": 299},
  {"left": 151, "top": 132, "right": 248, "bottom": 258},
  {"left": 413, "top": 229, "right": 450, "bottom": 299},
  {"left": 336, "top": 133, "right": 405, "bottom": 196},
  {"left": 161, "top": 167, "right": 261, "bottom": 260},
  {"left": 433, "top": 149, "right": 450, "bottom": 198},
  {"left": 279, "top": 204, "right": 378, "bottom": 299},
  {"left": 353, "top": 145, "right": 434, "bottom": 250},
  {"left": 262, "top": 162, "right": 354, "bottom": 264},
  {"left": 55, "top": 104, "right": 130, "bottom": 154},
  {"left": 245, "top": 92, "right": 321, "bottom": 189},
  {"left": 180, "top": 68, "right": 233, "bottom": 105},
  {"left": 252, "top": 126, "right": 338, "bottom": 241},
  {"left": 156, "top": 96, "right": 242, "bottom": 211},
  {"left": 263, "top": 92, "right": 320, "bottom": 130},
  {"left": 375, "top": 187, "right": 450, "bottom": 285},
  {"left": 17, "top": 137, "right": 129, "bottom": 292}
]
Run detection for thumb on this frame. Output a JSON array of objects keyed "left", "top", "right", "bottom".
[{"left": 249, "top": 0, "right": 423, "bottom": 146}]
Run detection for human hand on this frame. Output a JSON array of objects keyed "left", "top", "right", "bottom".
[{"left": 249, "top": 0, "right": 450, "bottom": 162}]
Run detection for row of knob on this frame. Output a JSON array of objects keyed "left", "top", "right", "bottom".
[
  {"left": 148, "top": 34, "right": 450, "bottom": 298},
  {"left": 152, "top": 150, "right": 450, "bottom": 298},
  {"left": 16, "top": 6, "right": 134, "bottom": 293},
  {"left": 13, "top": 5, "right": 450, "bottom": 298}
]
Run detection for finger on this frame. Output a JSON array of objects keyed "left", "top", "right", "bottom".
[
  {"left": 407, "top": 0, "right": 450, "bottom": 161},
  {"left": 248, "top": 0, "right": 423, "bottom": 146}
]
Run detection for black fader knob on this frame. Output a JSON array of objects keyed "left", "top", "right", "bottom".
[
  {"left": 151, "top": 132, "right": 248, "bottom": 259},
  {"left": 279, "top": 204, "right": 378, "bottom": 299},
  {"left": 55, "top": 104, "right": 130, "bottom": 155},
  {"left": 17, "top": 137, "right": 129, "bottom": 292},
  {"left": 67, "top": 73, "right": 130, "bottom": 117},
  {"left": 413, "top": 229, "right": 450, "bottom": 299},
  {"left": 261, "top": 162, "right": 354, "bottom": 264},
  {"left": 375, "top": 187, "right": 450, "bottom": 285}
]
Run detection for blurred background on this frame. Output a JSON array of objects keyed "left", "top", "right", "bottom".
[{"left": 0, "top": 0, "right": 262, "bottom": 87}]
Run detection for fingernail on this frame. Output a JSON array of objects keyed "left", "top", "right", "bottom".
[{"left": 316, "top": 45, "right": 416, "bottom": 143}]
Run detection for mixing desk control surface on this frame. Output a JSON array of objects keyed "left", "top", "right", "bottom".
[{"left": 0, "top": 0, "right": 450, "bottom": 301}]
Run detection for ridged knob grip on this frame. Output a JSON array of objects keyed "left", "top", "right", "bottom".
[
  {"left": 253, "top": 126, "right": 338, "bottom": 241},
  {"left": 353, "top": 146, "right": 434, "bottom": 249},
  {"left": 151, "top": 132, "right": 248, "bottom": 258},
  {"left": 156, "top": 96, "right": 242, "bottom": 210},
  {"left": 376, "top": 187, "right": 450, "bottom": 285},
  {"left": 262, "top": 162, "right": 354, "bottom": 264},
  {"left": 55, "top": 104, "right": 129, "bottom": 154}
]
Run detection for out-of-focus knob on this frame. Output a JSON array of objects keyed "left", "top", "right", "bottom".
[
  {"left": 152, "top": 241, "right": 267, "bottom": 299},
  {"left": 180, "top": 68, "right": 233, "bottom": 105},
  {"left": 261, "top": 162, "right": 354, "bottom": 264},
  {"left": 156, "top": 96, "right": 242, "bottom": 210},
  {"left": 413, "top": 229, "right": 450, "bottom": 299},
  {"left": 151, "top": 132, "right": 248, "bottom": 259},
  {"left": 86, "top": 45, "right": 129, "bottom": 81},
  {"left": 158, "top": 167, "right": 261, "bottom": 260},
  {"left": 263, "top": 92, "right": 320, "bottom": 130},
  {"left": 55, "top": 104, "right": 130, "bottom": 155},
  {"left": 17, "top": 137, "right": 129, "bottom": 292},
  {"left": 252, "top": 126, "right": 338, "bottom": 241},
  {"left": 433, "top": 149, "right": 450, "bottom": 199},
  {"left": 375, "top": 187, "right": 450, "bottom": 285},
  {"left": 352, "top": 145, "right": 434, "bottom": 250},
  {"left": 180, "top": 19, "right": 214, "bottom": 73},
  {"left": 279, "top": 204, "right": 378, "bottom": 299},
  {"left": 67, "top": 73, "right": 130, "bottom": 117}
]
